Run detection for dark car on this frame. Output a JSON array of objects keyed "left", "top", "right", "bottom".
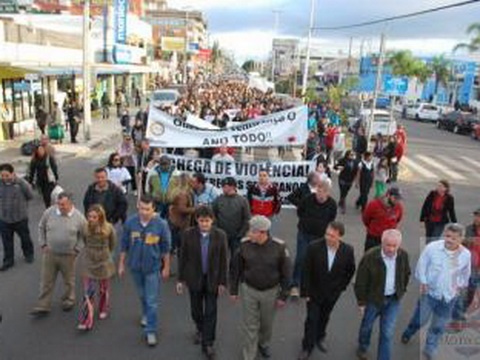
[{"left": 436, "top": 111, "right": 480, "bottom": 135}]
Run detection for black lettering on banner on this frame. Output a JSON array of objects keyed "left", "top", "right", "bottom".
[
  {"left": 282, "top": 165, "right": 292, "bottom": 177},
  {"left": 287, "top": 111, "right": 296, "bottom": 121},
  {"left": 204, "top": 161, "right": 212, "bottom": 174},
  {"left": 237, "top": 180, "right": 245, "bottom": 190},
  {"left": 215, "top": 161, "right": 224, "bottom": 174},
  {"left": 272, "top": 164, "right": 282, "bottom": 177},
  {"left": 225, "top": 162, "right": 233, "bottom": 176},
  {"left": 249, "top": 164, "right": 258, "bottom": 177},
  {"left": 296, "top": 165, "right": 306, "bottom": 177}
]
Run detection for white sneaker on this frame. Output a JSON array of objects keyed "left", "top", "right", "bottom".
[
  {"left": 133, "top": 190, "right": 138, "bottom": 196},
  {"left": 290, "top": 287, "right": 300, "bottom": 298},
  {"left": 99, "top": 312, "right": 108, "bottom": 320},
  {"left": 146, "top": 333, "right": 157, "bottom": 347},
  {"left": 140, "top": 316, "right": 147, "bottom": 327}
]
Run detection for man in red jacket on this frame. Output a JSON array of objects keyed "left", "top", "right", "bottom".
[
  {"left": 247, "top": 170, "right": 281, "bottom": 218},
  {"left": 362, "top": 187, "right": 404, "bottom": 252}
]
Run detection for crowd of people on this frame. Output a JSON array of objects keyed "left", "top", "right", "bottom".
[{"left": 0, "top": 80, "right": 479, "bottom": 360}]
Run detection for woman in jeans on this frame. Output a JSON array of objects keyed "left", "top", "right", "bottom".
[
  {"left": 27, "top": 145, "right": 58, "bottom": 208},
  {"left": 78, "top": 205, "right": 116, "bottom": 331},
  {"left": 420, "top": 180, "right": 457, "bottom": 243}
]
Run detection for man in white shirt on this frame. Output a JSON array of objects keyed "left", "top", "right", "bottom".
[{"left": 401, "top": 223, "right": 472, "bottom": 360}]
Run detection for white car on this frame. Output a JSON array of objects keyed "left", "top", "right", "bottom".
[
  {"left": 360, "top": 109, "right": 397, "bottom": 138},
  {"left": 406, "top": 103, "right": 441, "bottom": 122},
  {"left": 151, "top": 89, "right": 180, "bottom": 109}
]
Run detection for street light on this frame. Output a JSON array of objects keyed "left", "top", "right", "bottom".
[
  {"left": 82, "top": 0, "right": 92, "bottom": 141},
  {"left": 301, "top": 0, "right": 316, "bottom": 98}
]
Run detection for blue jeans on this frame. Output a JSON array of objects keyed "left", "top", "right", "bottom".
[
  {"left": 292, "top": 231, "right": 318, "bottom": 288},
  {"left": 130, "top": 270, "right": 160, "bottom": 335},
  {"left": 402, "top": 294, "right": 456, "bottom": 357},
  {"left": 452, "top": 274, "right": 480, "bottom": 321},
  {"left": 358, "top": 297, "right": 400, "bottom": 360}
]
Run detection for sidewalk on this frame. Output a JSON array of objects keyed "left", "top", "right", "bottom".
[{"left": 0, "top": 109, "right": 132, "bottom": 167}]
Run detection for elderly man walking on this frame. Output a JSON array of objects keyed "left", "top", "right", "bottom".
[
  {"left": 355, "top": 229, "right": 411, "bottom": 360},
  {"left": 401, "top": 223, "right": 471, "bottom": 360},
  {"left": 230, "top": 215, "right": 292, "bottom": 360},
  {"left": 31, "top": 192, "right": 87, "bottom": 315}
]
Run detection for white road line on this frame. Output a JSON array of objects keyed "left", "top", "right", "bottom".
[
  {"left": 436, "top": 156, "right": 480, "bottom": 179},
  {"left": 460, "top": 156, "right": 480, "bottom": 169},
  {"left": 402, "top": 157, "right": 437, "bottom": 179},
  {"left": 415, "top": 155, "right": 467, "bottom": 181}
]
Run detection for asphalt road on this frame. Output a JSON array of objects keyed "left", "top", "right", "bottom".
[{"left": 0, "top": 119, "right": 479, "bottom": 360}]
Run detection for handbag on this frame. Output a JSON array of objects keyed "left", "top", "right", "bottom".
[{"left": 46, "top": 157, "right": 56, "bottom": 183}]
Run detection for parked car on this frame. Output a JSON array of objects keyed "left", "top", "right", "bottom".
[
  {"left": 437, "top": 111, "right": 479, "bottom": 134},
  {"left": 406, "top": 103, "right": 441, "bottom": 122},
  {"left": 150, "top": 89, "right": 180, "bottom": 108},
  {"left": 472, "top": 122, "right": 480, "bottom": 140}
]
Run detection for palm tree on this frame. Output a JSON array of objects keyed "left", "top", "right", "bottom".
[
  {"left": 428, "top": 55, "right": 451, "bottom": 102},
  {"left": 453, "top": 23, "right": 480, "bottom": 53}
]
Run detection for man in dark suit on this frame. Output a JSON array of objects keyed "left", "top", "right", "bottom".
[
  {"left": 177, "top": 206, "right": 228, "bottom": 360},
  {"left": 298, "top": 221, "right": 356, "bottom": 359}
]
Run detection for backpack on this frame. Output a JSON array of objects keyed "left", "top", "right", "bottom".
[{"left": 20, "top": 140, "right": 40, "bottom": 156}]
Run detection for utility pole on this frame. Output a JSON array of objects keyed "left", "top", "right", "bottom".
[
  {"left": 183, "top": 10, "right": 189, "bottom": 84},
  {"left": 347, "top": 36, "right": 353, "bottom": 77},
  {"left": 301, "top": 0, "right": 315, "bottom": 98},
  {"left": 82, "top": 0, "right": 91, "bottom": 141},
  {"left": 271, "top": 10, "right": 282, "bottom": 84},
  {"left": 367, "top": 33, "right": 386, "bottom": 145}
]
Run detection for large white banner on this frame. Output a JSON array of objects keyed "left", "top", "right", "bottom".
[
  {"left": 169, "top": 155, "right": 315, "bottom": 201},
  {"left": 146, "top": 105, "right": 308, "bottom": 148}
]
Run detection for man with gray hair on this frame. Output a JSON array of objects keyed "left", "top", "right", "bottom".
[
  {"left": 31, "top": 192, "right": 87, "bottom": 315},
  {"left": 230, "top": 215, "right": 292, "bottom": 360},
  {"left": 355, "top": 229, "right": 411, "bottom": 360},
  {"left": 401, "top": 223, "right": 471, "bottom": 360},
  {"left": 291, "top": 179, "right": 337, "bottom": 297}
]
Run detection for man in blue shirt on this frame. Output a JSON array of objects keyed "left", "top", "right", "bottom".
[
  {"left": 401, "top": 223, "right": 471, "bottom": 360},
  {"left": 119, "top": 194, "right": 171, "bottom": 347}
]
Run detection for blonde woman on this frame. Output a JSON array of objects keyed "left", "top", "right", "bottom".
[{"left": 77, "top": 205, "right": 116, "bottom": 331}]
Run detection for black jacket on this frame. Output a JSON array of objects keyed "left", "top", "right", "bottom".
[
  {"left": 354, "top": 247, "right": 411, "bottom": 308},
  {"left": 178, "top": 226, "right": 228, "bottom": 293},
  {"left": 301, "top": 239, "right": 356, "bottom": 303},
  {"left": 287, "top": 182, "right": 313, "bottom": 207},
  {"left": 28, "top": 156, "right": 58, "bottom": 186},
  {"left": 420, "top": 191, "right": 457, "bottom": 224},
  {"left": 297, "top": 194, "right": 337, "bottom": 237},
  {"left": 83, "top": 181, "right": 128, "bottom": 224},
  {"left": 335, "top": 157, "right": 359, "bottom": 184}
]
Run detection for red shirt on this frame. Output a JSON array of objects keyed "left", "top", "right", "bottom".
[
  {"left": 325, "top": 127, "right": 338, "bottom": 149},
  {"left": 429, "top": 193, "right": 446, "bottom": 223},
  {"left": 362, "top": 198, "right": 403, "bottom": 237}
]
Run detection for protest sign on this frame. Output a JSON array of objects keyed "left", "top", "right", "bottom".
[
  {"left": 168, "top": 155, "right": 315, "bottom": 201},
  {"left": 146, "top": 105, "right": 308, "bottom": 148}
]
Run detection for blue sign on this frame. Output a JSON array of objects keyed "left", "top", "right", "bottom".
[
  {"left": 113, "top": 45, "right": 132, "bottom": 64},
  {"left": 383, "top": 76, "right": 408, "bottom": 95},
  {"left": 114, "top": 0, "right": 128, "bottom": 44}
]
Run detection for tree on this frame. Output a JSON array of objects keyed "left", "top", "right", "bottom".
[
  {"left": 428, "top": 55, "right": 450, "bottom": 101},
  {"left": 211, "top": 40, "right": 222, "bottom": 69},
  {"left": 241, "top": 60, "right": 256, "bottom": 73},
  {"left": 388, "top": 50, "right": 429, "bottom": 81},
  {"left": 453, "top": 23, "right": 480, "bottom": 53}
]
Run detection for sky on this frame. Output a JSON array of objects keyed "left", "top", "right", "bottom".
[{"left": 168, "top": 0, "right": 480, "bottom": 63}]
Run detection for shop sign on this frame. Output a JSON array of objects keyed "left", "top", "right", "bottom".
[{"left": 114, "top": 0, "right": 128, "bottom": 44}]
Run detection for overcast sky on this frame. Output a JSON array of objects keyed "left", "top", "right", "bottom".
[{"left": 169, "top": 0, "right": 480, "bottom": 63}]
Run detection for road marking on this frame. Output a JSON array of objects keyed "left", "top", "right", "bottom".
[
  {"left": 415, "top": 155, "right": 467, "bottom": 181},
  {"left": 402, "top": 157, "right": 437, "bottom": 179},
  {"left": 460, "top": 156, "right": 480, "bottom": 169},
  {"left": 436, "top": 156, "right": 480, "bottom": 180}
]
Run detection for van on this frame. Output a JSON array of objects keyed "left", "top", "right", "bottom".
[
  {"left": 150, "top": 89, "right": 180, "bottom": 108},
  {"left": 360, "top": 109, "right": 397, "bottom": 138}
]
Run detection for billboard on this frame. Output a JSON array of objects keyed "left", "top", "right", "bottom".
[
  {"left": 161, "top": 37, "right": 185, "bottom": 52},
  {"left": 114, "top": 0, "right": 128, "bottom": 44},
  {"left": 0, "top": 0, "right": 18, "bottom": 13}
]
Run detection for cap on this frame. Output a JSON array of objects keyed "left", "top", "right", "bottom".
[
  {"left": 221, "top": 177, "right": 237, "bottom": 187},
  {"left": 159, "top": 155, "right": 170, "bottom": 164},
  {"left": 249, "top": 215, "right": 272, "bottom": 232},
  {"left": 473, "top": 208, "right": 480, "bottom": 215},
  {"left": 387, "top": 186, "right": 403, "bottom": 199}
]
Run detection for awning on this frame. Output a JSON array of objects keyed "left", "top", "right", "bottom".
[{"left": 0, "top": 65, "right": 39, "bottom": 80}]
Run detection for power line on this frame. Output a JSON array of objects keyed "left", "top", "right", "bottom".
[{"left": 312, "top": 0, "right": 480, "bottom": 31}]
